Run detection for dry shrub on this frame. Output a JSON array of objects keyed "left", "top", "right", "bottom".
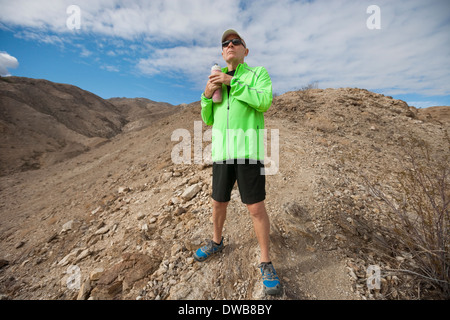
[{"left": 365, "top": 136, "right": 449, "bottom": 298}]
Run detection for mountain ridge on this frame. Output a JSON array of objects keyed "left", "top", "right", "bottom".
[{"left": 0, "top": 76, "right": 179, "bottom": 176}]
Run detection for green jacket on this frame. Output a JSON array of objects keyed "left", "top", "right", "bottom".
[{"left": 201, "top": 62, "right": 273, "bottom": 162}]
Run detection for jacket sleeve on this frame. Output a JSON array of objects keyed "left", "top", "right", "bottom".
[
  {"left": 229, "top": 67, "right": 273, "bottom": 113},
  {"left": 200, "top": 93, "right": 214, "bottom": 125}
]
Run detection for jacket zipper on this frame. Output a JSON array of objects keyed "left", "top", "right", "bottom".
[
  {"left": 226, "top": 95, "right": 231, "bottom": 160},
  {"left": 226, "top": 64, "right": 240, "bottom": 161}
]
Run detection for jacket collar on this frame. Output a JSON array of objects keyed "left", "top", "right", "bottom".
[{"left": 223, "top": 62, "right": 248, "bottom": 73}]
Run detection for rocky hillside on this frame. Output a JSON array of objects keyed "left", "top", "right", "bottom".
[
  {"left": 0, "top": 77, "right": 177, "bottom": 176},
  {"left": 0, "top": 82, "right": 448, "bottom": 300}
]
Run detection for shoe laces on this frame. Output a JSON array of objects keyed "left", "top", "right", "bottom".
[
  {"left": 259, "top": 263, "right": 278, "bottom": 280},
  {"left": 203, "top": 239, "right": 220, "bottom": 252}
]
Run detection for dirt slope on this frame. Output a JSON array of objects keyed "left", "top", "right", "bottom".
[{"left": 0, "top": 84, "right": 448, "bottom": 300}]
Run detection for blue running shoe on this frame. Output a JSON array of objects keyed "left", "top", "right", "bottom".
[
  {"left": 193, "top": 238, "right": 224, "bottom": 262},
  {"left": 259, "top": 262, "right": 282, "bottom": 295}
]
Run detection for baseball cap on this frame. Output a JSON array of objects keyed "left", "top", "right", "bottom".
[{"left": 221, "top": 29, "right": 246, "bottom": 48}]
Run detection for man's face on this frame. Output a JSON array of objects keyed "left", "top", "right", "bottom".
[{"left": 222, "top": 34, "right": 249, "bottom": 64}]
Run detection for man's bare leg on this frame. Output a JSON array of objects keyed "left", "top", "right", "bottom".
[
  {"left": 247, "top": 200, "right": 271, "bottom": 263},
  {"left": 212, "top": 199, "right": 228, "bottom": 244}
]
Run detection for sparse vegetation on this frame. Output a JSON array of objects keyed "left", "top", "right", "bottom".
[
  {"left": 364, "top": 136, "right": 449, "bottom": 298},
  {"left": 298, "top": 81, "right": 319, "bottom": 102},
  {"left": 300, "top": 81, "right": 319, "bottom": 91}
]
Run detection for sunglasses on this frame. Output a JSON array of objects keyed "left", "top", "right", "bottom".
[{"left": 222, "top": 38, "right": 246, "bottom": 48}]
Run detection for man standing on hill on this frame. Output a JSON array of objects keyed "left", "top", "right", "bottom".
[{"left": 194, "top": 29, "right": 281, "bottom": 295}]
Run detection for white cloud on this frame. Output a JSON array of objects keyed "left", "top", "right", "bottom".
[
  {"left": 15, "top": 30, "right": 65, "bottom": 46},
  {"left": 0, "top": 0, "right": 449, "bottom": 97},
  {"left": 101, "top": 65, "right": 119, "bottom": 72},
  {"left": 137, "top": 46, "right": 222, "bottom": 89},
  {"left": 0, "top": 0, "right": 239, "bottom": 41},
  {"left": 79, "top": 46, "right": 93, "bottom": 57},
  {"left": 0, "top": 51, "right": 19, "bottom": 76}
]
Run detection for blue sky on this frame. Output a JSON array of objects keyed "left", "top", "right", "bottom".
[{"left": 0, "top": 0, "right": 449, "bottom": 107}]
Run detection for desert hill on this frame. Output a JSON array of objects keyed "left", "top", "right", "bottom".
[
  {"left": 415, "top": 106, "right": 450, "bottom": 125},
  {"left": 0, "top": 77, "right": 178, "bottom": 176},
  {"left": 0, "top": 79, "right": 448, "bottom": 301},
  {"left": 107, "top": 97, "right": 177, "bottom": 132}
]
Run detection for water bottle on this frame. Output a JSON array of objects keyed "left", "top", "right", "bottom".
[{"left": 211, "top": 64, "right": 222, "bottom": 103}]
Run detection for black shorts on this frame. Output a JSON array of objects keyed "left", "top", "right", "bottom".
[{"left": 212, "top": 160, "right": 266, "bottom": 204}]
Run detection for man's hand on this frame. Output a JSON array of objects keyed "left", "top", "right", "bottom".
[
  {"left": 204, "top": 80, "right": 221, "bottom": 99},
  {"left": 204, "top": 73, "right": 233, "bottom": 99},
  {"left": 209, "top": 72, "right": 233, "bottom": 86}
]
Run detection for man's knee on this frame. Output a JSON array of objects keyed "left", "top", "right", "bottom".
[
  {"left": 212, "top": 199, "right": 229, "bottom": 210},
  {"left": 247, "top": 201, "right": 267, "bottom": 219}
]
